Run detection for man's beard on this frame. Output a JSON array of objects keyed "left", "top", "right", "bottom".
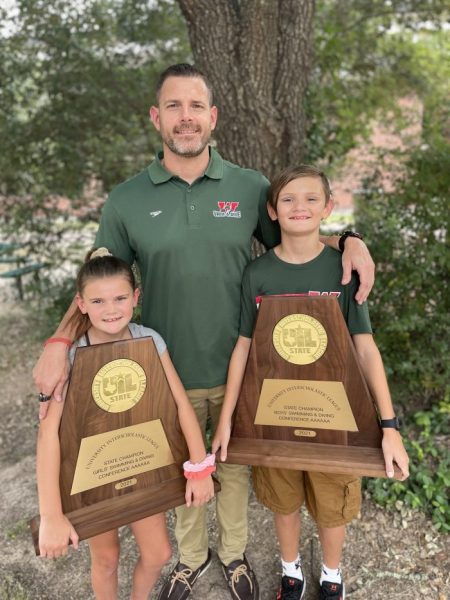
[{"left": 162, "top": 126, "right": 211, "bottom": 158}]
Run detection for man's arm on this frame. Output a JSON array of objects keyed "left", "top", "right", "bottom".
[
  {"left": 33, "top": 297, "right": 78, "bottom": 419},
  {"left": 320, "top": 235, "right": 375, "bottom": 304}
]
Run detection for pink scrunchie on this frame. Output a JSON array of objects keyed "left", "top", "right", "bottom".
[{"left": 183, "top": 453, "right": 216, "bottom": 473}]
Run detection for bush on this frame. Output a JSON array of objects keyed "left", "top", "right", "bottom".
[
  {"left": 365, "top": 400, "right": 450, "bottom": 532},
  {"left": 356, "top": 145, "right": 449, "bottom": 411},
  {"left": 356, "top": 142, "right": 449, "bottom": 528}
]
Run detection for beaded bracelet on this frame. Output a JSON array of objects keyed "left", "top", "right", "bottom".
[{"left": 44, "top": 337, "right": 73, "bottom": 347}]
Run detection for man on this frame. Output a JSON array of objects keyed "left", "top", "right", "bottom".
[{"left": 33, "top": 64, "right": 375, "bottom": 600}]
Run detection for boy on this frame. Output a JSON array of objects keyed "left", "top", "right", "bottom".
[{"left": 212, "top": 165, "right": 409, "bottom": 600}]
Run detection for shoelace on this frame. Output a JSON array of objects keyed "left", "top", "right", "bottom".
[
  {"left": 228, "top": 563, "right": 253, "bottom": 595},
  {"left": 168, "top": 568, "right": 194, "bottom": 595}
]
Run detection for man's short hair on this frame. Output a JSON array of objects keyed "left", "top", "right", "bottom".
[{"left": 155, "top": 63, "right": 214, "bottom": 105}]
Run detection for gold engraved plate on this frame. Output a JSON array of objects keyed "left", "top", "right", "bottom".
[
  {"left": 294, "top": 430, "right": 317, "bottom": 438},
  {"left": 71, "top": 420, "right": 175, "bottom": 494},
  {"left": 255, "top": 379, "right": 358, "bottom": 431},
  {"left": 92, "top": 359, "right": 146, "bottom": 413},
  {"left": 272, "top": 314, "right": 327, "bottom": 365},
  {"left": 115, "top": 478, "right": 137, "bottom": 490}
]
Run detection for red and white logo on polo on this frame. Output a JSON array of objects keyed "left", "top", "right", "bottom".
[{"left": 213, "top": 201, "right": 241, "bottom": 218}]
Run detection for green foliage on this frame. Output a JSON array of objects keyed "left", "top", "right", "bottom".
[
  {"left": 0, "top": 0, "right": 189, "bottom": 287},
  {"left": 39, "top": 274, "right": 77, "bottom": 338},
  {"left": 356, "top": 137, "right": 449, "bottom": 527},
  {"left": 0, "top": 0, "right": 190, "bottom": 201},
  {"left": 305, "top": 2, "right": 448, "bottom": 164},
  {"left": 365, "top": 400, "right": 450, "bottom": 531},
  {"left": 355, "top": 143, "right": 449, "bottom": 409}
]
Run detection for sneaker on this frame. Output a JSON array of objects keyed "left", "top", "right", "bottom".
[
  {"left": 276, "top": 575, "right": 306, "bottom": 600},
  {"left": 157, "top": 549, "right": 212, "bottom": 600},
  {"left": 221, "top": 555, "right": 260, "bottom": 600},
  {"left": 319, "top": 580, "right": 345, "bottom": 600}
]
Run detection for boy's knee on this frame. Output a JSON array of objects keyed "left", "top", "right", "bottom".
[
  {"left": 278, "top": 510, "right": 299, "bottom": 521},
  {"left": 275, "top": 510, "right": 300, "bottom": 528}
]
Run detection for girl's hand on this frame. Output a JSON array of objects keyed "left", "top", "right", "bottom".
[
  {"left": 185, "top": 475, "right": 214, "bottom": 508},
  {"left": 211, "top": 419, "right": 231, "bottom": 462},
  {"left": 382, "top": 429, "right": 410, "bottom": 481},
  {"left": 39, "top": 514, "right": 79, "bottom": 558}
]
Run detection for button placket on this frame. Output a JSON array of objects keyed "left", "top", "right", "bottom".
[{"left": 186, "top": 186, "right": 200, "bottom": 227}]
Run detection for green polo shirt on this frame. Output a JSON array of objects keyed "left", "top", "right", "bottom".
[{"left": 96, "top": 147, "right": 279, "bottom": 388}]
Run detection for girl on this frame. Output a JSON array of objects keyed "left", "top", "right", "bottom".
[{"left": 37, "top": 247, "right": 215, "bottom": 600}]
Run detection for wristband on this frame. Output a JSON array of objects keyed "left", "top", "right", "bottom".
[
  {"left": 183, "top": 453, "right": 216, "bottom": 473},
  {"left": 380, "top": 417, "right": 400, "bottom": 431},
  {"left": 44, "top": 337, "right": 73, "bottom": 347},
  {"left": 184, "top": 466, "right": 216, "bottom": 480},
  {"left": 338, "top": 231, "right": 364, "bottom": 252}
]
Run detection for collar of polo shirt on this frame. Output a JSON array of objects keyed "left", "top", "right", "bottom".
[{"left": 148, "top": 146, "right": 224, "bottom": 184}]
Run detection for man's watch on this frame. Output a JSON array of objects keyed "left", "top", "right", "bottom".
[
  {"left": 380, "top": 417, "right": 400, "bottom": 431},
  {"left": 338, "top": 231, "right": 364, "bottom": 252}
]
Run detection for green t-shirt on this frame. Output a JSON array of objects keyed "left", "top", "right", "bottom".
[
  {"left": 95, "top": 147, "right": 279, "bottom": 389},
  {"left": 239, "top": 246, "right": 372, "bottom": 338}
]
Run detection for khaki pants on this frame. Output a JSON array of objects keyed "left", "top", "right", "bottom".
[{"left": 175, "top": 385, "right": 249, "bottom": 569}]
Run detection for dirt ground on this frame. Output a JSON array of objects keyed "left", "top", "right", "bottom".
[{"left": 0, "top": 301, "right": 448, "bottom": 600}]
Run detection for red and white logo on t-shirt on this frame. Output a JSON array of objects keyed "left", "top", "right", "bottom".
[
  {"left": 255, "top": 291, "right": 341, "bottom": 309},
  {"left": 213, "top": 201, "right": 241, "bottom": 218}
]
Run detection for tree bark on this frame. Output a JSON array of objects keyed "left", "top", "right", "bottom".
[{"left": 177, "top": 0, "right": 314, "bottom": 179}]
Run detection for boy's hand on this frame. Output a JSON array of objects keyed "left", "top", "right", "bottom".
[
  {"left": 185, "top": 476, "right": 214, "bottom": 507},
  {"left": 211, "top": 420, "right": 231, "bottom": 462},
  {"left": 341, "top": 237, "right": 375, "bottom": 304},
  {"left": 33, "top": 343, "right": 70, "bottom": 419},
  {"left": 382, "top": 429, "right": 410, "bottom": 480},
  {"left": 39, "top": 514, "right": 79, "bottom": 558}
]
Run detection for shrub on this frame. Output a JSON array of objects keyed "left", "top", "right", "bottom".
[{"left": 356, "top": 142, "right": 449, "bottom": 528}]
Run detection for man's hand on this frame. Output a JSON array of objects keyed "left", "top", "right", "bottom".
[
  {"left": 341, "top": 237, "right": 375, "bottom": 304},
  {"left": 33, "top": 343, "right": 70, "bottom": 420}
]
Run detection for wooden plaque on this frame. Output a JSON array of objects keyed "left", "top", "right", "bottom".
[
  {"left": 226, "top": 296, "right": 400, "bottom": 478},
  {"left": 30, "top": 337, "right": 219, "bottom": 554}
]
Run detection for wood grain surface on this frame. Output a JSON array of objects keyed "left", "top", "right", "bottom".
[
  {"left": 30, "top": 337, "right": 221, "bottom": 554},
  {"left": 228, "top": 297, "right": 398, "bottom": 477}
]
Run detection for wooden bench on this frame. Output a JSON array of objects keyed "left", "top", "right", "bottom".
[{"left": 0, "top": 243, "right": 46, "bottom": 300}]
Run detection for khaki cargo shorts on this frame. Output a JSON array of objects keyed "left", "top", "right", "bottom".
[{"left": 252, "top": 466, "right": 361, "bottom": 528}]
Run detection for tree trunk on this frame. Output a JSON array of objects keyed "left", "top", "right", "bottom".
[{"left": 177, "top": 0, "right": 314, "bottom": 179}]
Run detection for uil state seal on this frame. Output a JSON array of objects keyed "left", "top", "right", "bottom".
[
  {"left": 272, "top": 313, "right": 328, "bottom": 365},
  {"left": 92, "top": 359, "right": 147, "bottom": 412}
]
